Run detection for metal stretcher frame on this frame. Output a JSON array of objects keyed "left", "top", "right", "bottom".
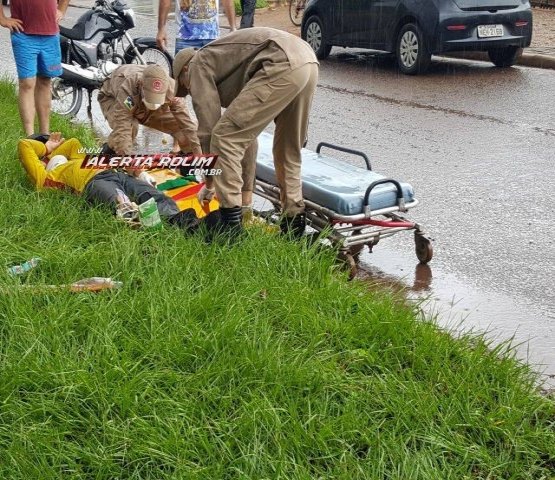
[{"left": 254, "top": 141, "right": 433, "bottom": 278}]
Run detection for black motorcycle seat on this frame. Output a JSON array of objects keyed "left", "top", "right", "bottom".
[{"left": 60, "top": 24, "right": 86, "bottom": 41}]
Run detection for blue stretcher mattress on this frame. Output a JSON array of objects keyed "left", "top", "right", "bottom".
[{"left": 255, "top": 132, "right": 415, "bottom": 216}]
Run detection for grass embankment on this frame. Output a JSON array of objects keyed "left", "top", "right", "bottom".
[{"left": 0, "top": 80, "right": 554, "bottom": 479}]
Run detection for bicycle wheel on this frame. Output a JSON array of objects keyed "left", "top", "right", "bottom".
[{"left": 289, "top": 0, "right": 304, "bottom": 27}]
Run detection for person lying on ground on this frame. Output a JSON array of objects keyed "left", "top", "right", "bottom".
[
  {"left": 98, "top": 64, "right": 201, "bottom": 158},
  {"left": 17, "top": 133, "right": 201, "bottom": 231}
]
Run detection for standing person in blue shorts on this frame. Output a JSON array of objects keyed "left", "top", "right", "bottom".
[{"left": 0, "top": 0, "right": 69, "bottom": 136}]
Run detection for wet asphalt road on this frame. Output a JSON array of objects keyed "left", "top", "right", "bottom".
[
  {"left": 308, "top": 51, "right": 555, "bottom": 380},
  {"left": 1, "top": 4, "right": 554, "bottom": 382},
  {"left": 312, "top": 51, "right": 555, "bottom": 300}
]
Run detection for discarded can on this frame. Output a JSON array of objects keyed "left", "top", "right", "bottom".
[{"left": 7, "top": 257, "right": 41, "bottom": 276}]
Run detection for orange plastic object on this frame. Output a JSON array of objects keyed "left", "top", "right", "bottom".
[{"left": 69, "top": 277, "right": 123, "bottom": 292}]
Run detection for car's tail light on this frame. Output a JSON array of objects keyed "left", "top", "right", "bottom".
[
  {"left": 515, "top": 21, "right": 528, "bottom": 27},
  {"left": 446, "top": 25, "right": 467, "bottom": 31}
]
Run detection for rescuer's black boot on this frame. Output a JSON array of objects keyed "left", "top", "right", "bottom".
[
  {"left": 206, "top": 206, "right": 243, "bottom": 243},
  {"left": 279, "top": 213, "right": 306, "bottom": 240}
]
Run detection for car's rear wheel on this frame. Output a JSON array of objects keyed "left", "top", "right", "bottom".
[
  {"left": 302, "top": 15, "right": 332, "bottom": 60},
  {"left": 396, "top": 23, "right": 431, "bottom": 75},
  {"left": 488, "top": 46, "right": 522, "bottom": 68}
]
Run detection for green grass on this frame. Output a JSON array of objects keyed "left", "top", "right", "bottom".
[
  {"left": 234, "top": 0, "right": 269, "bottom": 16},
  {"left": 0, "top": 79, "right": 554, "bottom": 479}
]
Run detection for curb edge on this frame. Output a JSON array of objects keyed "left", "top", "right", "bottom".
[{"left": 442, "top": 51, "right": 555, "bottom": 70}]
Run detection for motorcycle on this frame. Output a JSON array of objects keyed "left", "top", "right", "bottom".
[{"left": 52, "top": 0, "right": 173, "bottom": 117}]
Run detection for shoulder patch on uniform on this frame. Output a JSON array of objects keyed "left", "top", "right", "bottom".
[{"left": 123, "top": 96, "right": 134, "bottom": 110}]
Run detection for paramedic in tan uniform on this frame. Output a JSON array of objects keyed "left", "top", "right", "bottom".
[
  {"left": 98, "top": 64, "right": 201, "bottom": 157},
  {"left": 173, "top": 27, "right": 319, "bottom": 237}
]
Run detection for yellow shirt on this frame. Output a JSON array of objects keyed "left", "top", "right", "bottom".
[{"left": 18, "top": 138, "right": 100, "bottom": 193}]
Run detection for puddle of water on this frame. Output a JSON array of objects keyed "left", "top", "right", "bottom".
[{"left": 357, "top": 244, "right": 555, "bottom": 388}]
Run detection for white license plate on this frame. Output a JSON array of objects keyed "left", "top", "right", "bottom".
[{"left": 477, "top": 24, "right": 504, "bottom": 38}]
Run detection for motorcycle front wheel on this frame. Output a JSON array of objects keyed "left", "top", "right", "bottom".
[
  {"left": 127, "top": 47, "right": 173, "bottom": 76},
  {"left": 51, "top": 78, "right": 83, "bottom": 118}
]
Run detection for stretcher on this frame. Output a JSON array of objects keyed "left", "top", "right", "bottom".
[{"left": 254, "top": 132, "right": 433, "bottom": 278}]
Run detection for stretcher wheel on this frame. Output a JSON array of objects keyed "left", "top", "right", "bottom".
[
  {"left": 349, "top": 244, "right": 365, "bottom": 260},
  {"left": 349, "top": 229, "right": 365, "bottom": 260},
  {"left": 414, "top": 232, "right": 433, "bottom": 264},
  {"left": 338, "top": 251, "right": 358, "bottom": 280}
]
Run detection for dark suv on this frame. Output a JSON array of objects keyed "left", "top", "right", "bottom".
[{"left": 301, "top": 0, "right": 533, "bottom": 74}]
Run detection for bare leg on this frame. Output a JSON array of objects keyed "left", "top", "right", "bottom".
[
  {"left": 241, "top": 191, "right": 254, "bottom": 223},
  {"left": 18, "top": 77, "right": 37, "bottom": 135},
  {"left": 35, "top": 76, "right": 52, "bottom": 134},
  {"left": 241, "top": 190, "right": 253, "bottom": 207}
]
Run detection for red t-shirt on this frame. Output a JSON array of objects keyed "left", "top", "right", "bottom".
[{"left": 10, "top": 0, "right": 59, "bottom": 36}]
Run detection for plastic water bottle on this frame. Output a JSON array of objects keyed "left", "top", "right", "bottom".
[{"left": 7, "top": 257, "right": 41, "bottom": 276}]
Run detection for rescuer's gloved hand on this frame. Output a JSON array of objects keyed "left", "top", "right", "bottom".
[
  {"left": 138, "top": 171, "right": 156, "bottom": 187},
  {"left": 197, "top": 184, "right": 216, "bottom": 204}
]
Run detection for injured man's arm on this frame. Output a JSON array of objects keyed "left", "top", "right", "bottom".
[{"left": 18, "top": 134, "right": 99, "bottom": 193}]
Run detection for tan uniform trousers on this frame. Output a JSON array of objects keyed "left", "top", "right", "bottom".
[
  {"left": 241, "top": 140, "right": 258, "bottom": 198},
  {"left": 211, "top": 62, "right": 319, "bottom": 214}
]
